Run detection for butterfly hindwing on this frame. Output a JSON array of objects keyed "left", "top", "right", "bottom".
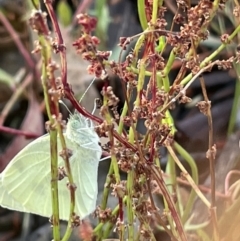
[
  {"left": 1, "top": 135, "right": 57, "bottom": 218},
  {"left": 0, "top": 134, "right": 85, "bottom": 220},
  {"left": 72, "top": 140, "right": 102, "bottom": 219},
  {"left": 0, "top": 174, "right": 29, "bottom": 212}
]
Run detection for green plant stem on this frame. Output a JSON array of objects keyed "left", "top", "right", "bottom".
[
  {"left": 50, "top": 130, "right": 61, "bottom": 241},
  {"left": 166, "top": 154, "right": 180, "bottom": 213},
  {"left": 161, "top": 50, "right": 176, "bottom": 91},
  {"left": 118, "top": 101, "right": 128, "bottom": 134},
  {"left": 162, "top": 196, "right": 178, "bottom": 238},
  {"left": 137, "top": 0, "right": 148, "bottom": 30},
  {"left": 111, "top": 154, "right": 121, "bottom": 183},
  {"left": 100, "top": 196, "right": 128, "bottom": 238},
  {"left": 164, "top": 154, "right": 180, "bottom": 238},
  {"left": 40, "top": 35, "right": 60, "bottom": 241},
  {"left": 135, "top": 59, "right": 146, "bottom": 106},
  {"left": 95, "top": 0, "right": 107, "bottom": 47},
  {"left": 95, "top": 164, "right": 114, "bottom": 240},
  {"left": 167, "top": 146, "right": 210, "bottom": 209},
  {"left": 126, "top": 170, "right": 134, "bottom": 241},
  {"left": 40, "top": 2, "right": 77, "bottom": 238},
  {"left": 101, "top": 164, "right": 114, "bottom": 210},
  {"left": 174, "top": 142, "right": 199, "bottom": 224},
  {"left": 59, "top": 126, "right": 75, "bottom": 241},
  {"left": 124, "top": 55, "right": 148, "bottom": 241},
  {"left": 181, "top": 24, "right": 240, "bottom": 85},
  {"left": 151, "top": 0, "right": 161, "bottom": 23},
  {"left": 228, "top": 62, "right": 240, "bottom": 135},
  {"left": 103, "top": 95, "right": 121, "bottom": 183},
  {"left": 129, "top": 24, "right": 240, "bottom": 87}
]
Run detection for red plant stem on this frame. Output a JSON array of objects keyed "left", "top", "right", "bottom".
[
  {"left": 0, "top": 125, "right": 40, "bottom": 139},
  {"left": 151, "top": 165, "right": 187, "bottom": 241},
  {"left": 119, "top": 197, "right": 124, "bottom": 222},
  {"left": 0, "top": 12, "right": 36, "bottom": 71},
  {"left": 44, "top": 0, "right": 67, "bottom": 86},
  {"left": 151, "top": 61, "right": 157, "bottom": 104},
  {"left": 149, "top": 135, "right": 155, "bottom": 163},
  {"left": 65, "top": 90, "right": 138, "bottom": 151},
  {"left": 149, "top": 62, "right": 157, "bottom": 163}
]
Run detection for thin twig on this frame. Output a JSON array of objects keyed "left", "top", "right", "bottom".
[
  {"left": 225, "top": 170, "right": 240, "bottom": 195},
  {"left": 0, "top": 12, "right": 36, "bottom": 71},
  {"left": 0, "top": 125, "right": 40, "bottom": 138},
  {"left": 0, "top": 60, "right": 41, "bottom": 126},
  {"left": 0, "top": 73, "right": 33, "bottom": 126},
  {"left": 166, "top": 145, "right": 211, "bottom": 209},
  {"left": 44, "top": 0, "right": 67, "bottom": 86},
  {"left": 150, "top": 165, "right": 188, "bottom": 241}
]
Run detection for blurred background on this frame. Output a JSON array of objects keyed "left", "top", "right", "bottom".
[{"left": 0, "top": 0, "right": 239, "bottom": 240}]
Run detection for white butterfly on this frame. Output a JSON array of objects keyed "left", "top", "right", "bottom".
[{"left": 0, "top": 111, "right": 102, "bottom": 220}]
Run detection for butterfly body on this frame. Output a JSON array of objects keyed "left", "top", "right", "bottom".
[{"left": 0, "top": 112, "right": 102, "bottom": 220}]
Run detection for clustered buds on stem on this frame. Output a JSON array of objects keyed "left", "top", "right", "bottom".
[
  {"left": 29, "top": 10, "right": 50, "bottom": 35},
  {"left": 29, "top": 0, "right": 240, "bottom": 239},
  {"left": 72, "top": 14, "right": 111, "bottom": 78},
  {"left": 94, "top": 207, "right": 113, "bottom": 223}
]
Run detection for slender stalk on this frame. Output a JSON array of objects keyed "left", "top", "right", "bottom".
[
  {"left": 101, "top": 196, "right": 127, "bottom": 239},
  {"left": 151, "top": 165, "right": 187, "bottom": 241},
  {"left": 181, "top": 24, "right": 240, "bottom": 85},
  {"left": 174, "top": 142, "right": 199, "bottom": 223},
  {"left": 128, "top": 24, "right": 240, "bottom": 87},
  {"left": 167, "top": 145, "right": 211, "bottom": 209},
  {"left": 166, "top": 154, "right": 180, "bottom": 214},
  {"left": 151, "top": 0, "right": 161, "bottom": 23},
  {"left": 227, "top": 62, "right": 240, "bottom": 135},
  {"left": 39, "top": 34, "right": 60, "bottom": 241},
  {"left": 50, "top": 130, "right": 61, "bottom": 241},
  {"left": 0, "top": 12, "right": 36, "bottom": 71},
  {"left": 126, "top": 169, "right": 134, "bottom": 241},
  {"left": 161, "top": 50, "right": 176, "bottom": 91},
  {"left": 199, "top": 75, "right": 219, "bottom": 240},
  {"left": 0, "top": 125, "right": 39, "bottom": 138},
  {"left": 44, "top": 1, "right": 67, "bottom": 86},
  {"left": 137, "top": 0, "right": 148, "bottom": 30}
]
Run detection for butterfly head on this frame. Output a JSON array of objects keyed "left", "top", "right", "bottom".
[
  {"left": 65, "top": 112, "right": 99, "bottom": 146},
  {"left": 67, "top": 112, "right": 92, "bottom": 130}
]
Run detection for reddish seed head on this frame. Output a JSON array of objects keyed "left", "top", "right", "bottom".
[{"left": 78, "top": 220, "right": 93, "bottom": 241}]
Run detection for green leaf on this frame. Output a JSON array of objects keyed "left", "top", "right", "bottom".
[
  {"left": 0, "top": 68, "right": 14, "bottom": 86},
  {"left": 57, "top": 0, "right": 72, "bottom": 27},
  {"left": 30, "top": 0, "right": 41, "bottom": 10}
]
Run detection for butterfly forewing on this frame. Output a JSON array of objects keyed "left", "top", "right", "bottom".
[
  {"left": 0, "top": 174, "right": 29, "bottom": 212},
  {"left": 0, "top": 112, "right": 102, "bottom": 220},
  {"left": 0, "top": 135, "right": 65, "bottom": 218}
]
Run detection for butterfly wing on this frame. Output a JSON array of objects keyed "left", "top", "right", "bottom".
[
  {"left": 0, "top": 133, "right": 102, "bottom": 221},
  {"left": 0, "top": 174, "right": 28, "bottom": 212},
  {"left": 0, "top": 134, "right": 74, "bottom": 220},
  {"left": 65, "top": 112, "right": 102, "bottom": 219},
  {"left": 72, "top": 138, "right": 102, "bottom": 219},
  {"left": 1, "top": 134, "right": 55, "bottom": 218}
]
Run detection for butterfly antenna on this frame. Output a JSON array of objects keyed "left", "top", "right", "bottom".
[
  {"left": 59, "top": 100, "right": 72, "bottom": 114},
  {"left": 100, "top": 156, "right": 111, "bottom": 162},
  {"left": 80, "top": 77, "right": 97, "bottom": 103},
  {"left": 91, "top": 98, "right": 98, "bottom": 115}
]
